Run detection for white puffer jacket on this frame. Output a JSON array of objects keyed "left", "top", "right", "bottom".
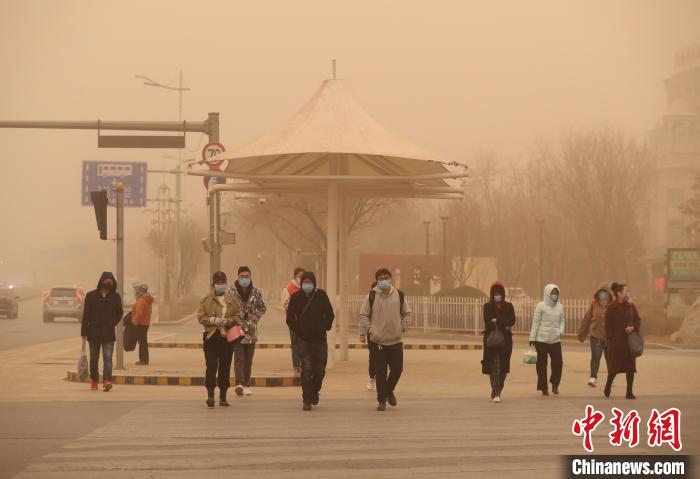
[{"left": 529, "top": 283, "right": 565, "bottom": 344}]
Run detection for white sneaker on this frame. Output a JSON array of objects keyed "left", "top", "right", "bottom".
[
  {"left": 234, "top": 385, "right": 244, "bottom": 396},
  {"left": 587, "top": 378, "right": 597, "bottom": 387},
  {"left": 367, "top": 378, "right": 375, "bottom": 391},
  {"left": 493, "top": 396, "right": 501, "bottom": 403},
  {"left": 243, "top": 387, "right": 253, "bottom": 396}
]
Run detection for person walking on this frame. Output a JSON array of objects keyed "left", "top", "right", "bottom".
[
  {"left": 131, "top": 283, "right": 154, "bottom": 365},
  {"left": 282, "top": 267, "right": 305, "bottom": 377},
  {"left": 529, "top": 283, "right": 565, "bottom": 396},
  {"left": 481, "top": 281, "right": 516, "bottom": 403},
  {"left": 198, "top": 271, "right": 242, "bottom": 408},
  {"left": 229, "top": 266, "right": 267, "bottom": 397},
  {"left": 366, "top": 281, "right": 378, "bottom": 392},
  {"left": 577, "top": 283, "right": 612, "bottom": 387},
  {"left": 80, "top": 272, "right": 123, "bottom": 392},
  {"left": 286, "top": 272, "right": 334, "bottom": 411},
  {"left": 359, "top": 268, "right": 412, "bottom": 411},
  {"left": 603, "top": 282, "right": 642, "bottom": 400}
]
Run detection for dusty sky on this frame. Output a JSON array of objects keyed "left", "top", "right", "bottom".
[{"left": 0, "top": 0, "right": 698, "bottom": 288}]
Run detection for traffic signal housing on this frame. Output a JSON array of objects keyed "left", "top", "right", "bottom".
[{"left": 90, "top": 189, "right": 108, "bottom": 240}]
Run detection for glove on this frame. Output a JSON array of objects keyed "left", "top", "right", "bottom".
[{"left": 214, "top": 317, "right": 226, "bottom": 327}]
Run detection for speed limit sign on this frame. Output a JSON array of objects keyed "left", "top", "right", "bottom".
[{"left": 202, "top": 141, "right": 226, "bottom": 167}]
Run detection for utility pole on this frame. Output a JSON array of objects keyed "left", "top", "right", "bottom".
[
  {"left": 115, "top": 183, "right": 125, "bottom": 370},
  {"left": 536, "top": 219, "right": 545, "bottom": 295},
  {"left": 440, "top": 216, "right": 449, "bottom": 292},
  {"left": 423, "top": 220, "right": 431, "bottom": 295},
  {"left": 208, "top": 178, "right": 221, "bottom": 278}
]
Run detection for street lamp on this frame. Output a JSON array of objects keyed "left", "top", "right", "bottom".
[
  {"left": 536, "top": 219, "right": 545, "bottom": 295},
  {"left": 136, "top": 72, "right": 190, "bottom": 298},
  {"left": 440, "top": 216, "right": 449, "bottom": 292}
]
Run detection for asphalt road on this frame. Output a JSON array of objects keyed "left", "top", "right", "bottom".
[{"left": 0, "top": 298, "right": 84, "bottom": 351}]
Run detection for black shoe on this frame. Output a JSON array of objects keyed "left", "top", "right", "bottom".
[
  {"left": 234, "top": 385, "right": 244, "bottom": 396},
  {"left": 541, "top": 389, "right": 549, "bottom": 396},
  {"left": 135, "top": 360, "right": 148, "bottom": 365},
  {"left": 387, "top": 393, "right": 397, "bottom": 407},
  {"left": 376, "top": 402, "right": 386, "bottom": 411},
  {"left": 303, "top": 402, "right": 312, "bottom": 411},
  {"left": 604, "top": 385, "right": 611, "bottom": 398},
  {"left": 206, "top": 397, "right": 215, "bottom": 408},
  {"left": 552, "top": 386, "right": 559, "bottom": 395},
  {"left": 625, "top": 393, "right": 636, "bottom": 400},
  {"left": 312, "top": 395, "right": 319, "bottom": 406}
]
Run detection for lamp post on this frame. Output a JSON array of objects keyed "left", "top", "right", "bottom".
[
  {"left": 440, "top": 216, "right": 449, "bottom": 292},
  {"left": 536, "top": 219, "right": 545, "bottom": 294},
  {"left": 136, "top": 71, "right": 190, "bottom": 297}
]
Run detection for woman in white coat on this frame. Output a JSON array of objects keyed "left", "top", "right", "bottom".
[{"left": 529, "top": 283, "right": 565, "bottom": 396}]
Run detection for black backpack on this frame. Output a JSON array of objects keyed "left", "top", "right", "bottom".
[{"left": 368, "top": 289, "right": 405, "bottom": 319}]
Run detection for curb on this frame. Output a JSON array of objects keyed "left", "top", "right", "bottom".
[
  {"left": 152, "top": 313, "right": 196, "bottom": 326},
  {"left": 66, "top": 371, "right": 300, "bottom": 387},
  {"left": 148, "top": 342, "right": 483, "bottom": 351}
]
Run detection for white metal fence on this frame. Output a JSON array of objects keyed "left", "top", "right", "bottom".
[{"left": 347, "top": 295, "right": 590, "bottom": 336}]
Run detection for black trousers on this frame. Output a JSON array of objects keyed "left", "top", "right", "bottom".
[
  {"left": 289, "top": 328, "right": 301, "bottom": 369},
  {"left": 534, "top": 341, "right": 563, "bottom": 391},
  {"left": 297, "top": 337, "right": 328, "bottom": 403},
  {"left": 203, "top": 332, "right": 233, "bottom": 392},
  {"left": 233, "top": 342, "right": 256, "bottom": 387},
  {"left": 488, "top": 354, "right": 508, "bottom": 397},
  {"left": 370, "top": 340, "right": 403, "bottom": 403},
  {"left": 135, "top": 325, "right": 149, "bottom": 363},
  {"left": 367, "top": 332, "right": 376, "bottom": 379}
]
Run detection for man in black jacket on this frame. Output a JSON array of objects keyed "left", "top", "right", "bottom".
[
  {"left": 80, "top": 272, "right": 123, "bottom": 391},
  {"left": 286, "top": 272, "right": 334, "bottom": 411}
]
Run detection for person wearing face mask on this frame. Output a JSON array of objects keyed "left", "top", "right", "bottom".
[
  {"left": 481, "top": 281, "right": 516, "bottom": 403},
  {"left": 603, "top": 282, "right": 641, "bottom": 399},
  {"left": 359, "top": 268, "right": 412, "bottom": 411},
  {"left": 197, "top": 271, "right": 243, "bottom": 408},
  {"left": 282, "top": 267, "right": 305, "bottom": 377},
  {"left": 529, "top": 283, "right": 565, "bottom": 396},
  {"left": 228, "top": 266, "right": 267, "bottom": 397},
  {"left": 286, "top": 272, "right": 335, "bottom": 411},
  {"left": 81, "top": 272, "right": 124, "bottom": 392},
  {"left": 577, "top": 283, "right": 612, "bottom": 387},
  {"left": 131, "top": 283, "right": 154, "bottom": 365}
]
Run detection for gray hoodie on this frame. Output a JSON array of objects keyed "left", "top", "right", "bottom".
[{"left": 358, "top": 286, "right": 412, "bottom": 346}]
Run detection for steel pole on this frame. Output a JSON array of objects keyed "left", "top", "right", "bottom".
[
  {"left": 326, "top": 182, "right": 338, "bottom": 369},
  {"left": 174, "top": 70, "right": 184, "bottom": 297},
  {"left": 115, "top": 183, "right": 125, "bottom": 370}
]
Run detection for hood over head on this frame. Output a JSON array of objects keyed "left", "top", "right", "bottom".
[
  {"left": 543, "top": 283, "right": 560, "bottom": 306},
  {"left": 489, "top": 280, "right": 506, "bottom": 303},
  {"left": 593, "top": 282, "right": 612, "bottom": 305},
  {"left": 97, "top": 271, "right": 117, "bottom": 291},
  {"left": 300, "top": 271, "right": 317, "bottom": 291}
]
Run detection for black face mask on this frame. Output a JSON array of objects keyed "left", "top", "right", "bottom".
[{"left": 101, "top": 282, "right": 113, "bottom": 290}]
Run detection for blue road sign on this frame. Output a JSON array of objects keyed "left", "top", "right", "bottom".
[{"left": 82, "top": 161, "right": 147, "bottom": 207}]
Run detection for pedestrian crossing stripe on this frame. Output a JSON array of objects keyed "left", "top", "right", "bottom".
[
  {"left": 66, "top": 371, "right": 301, "bottom": 387},
  {"left": 147, "top": 342, "right": 483, "bottom": 350}
]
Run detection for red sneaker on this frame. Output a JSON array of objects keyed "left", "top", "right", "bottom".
[
  {"left": 90, "top": 380, "right": 98, "bottom": 390},
  {"left": 103, "top": 380, "right": 112, "bottom": 392}
]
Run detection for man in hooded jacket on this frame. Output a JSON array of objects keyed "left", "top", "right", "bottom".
[
  {"left": 81, "top": 272, "right": 123, "bottom": 391},
  {"left": 577, "top": 283, "right": 612, "bottom": 387},
  {"left": 286, "top": 272, "right": 334, "bottom": 411}
]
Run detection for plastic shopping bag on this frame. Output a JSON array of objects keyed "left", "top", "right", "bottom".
[
  {"left": 522, "top": 348, "right": 537, "bottom": 365},
  {"left": 77, "top": 338, "right": 89, "bottom": 381}
]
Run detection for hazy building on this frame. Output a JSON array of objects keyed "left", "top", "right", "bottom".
[{"left": 647, "top": 44, "right": 700, "bottom": 299}]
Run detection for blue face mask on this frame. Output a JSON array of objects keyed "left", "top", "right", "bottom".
[
  {"left": 302, "top": 283, "right": 314, "bottom": 294},
  {"left": 550, "top": 294, "right": 559, "bottom": 303},
  {"left": 238, "top": 277, "right": 251, "bottom": 288},
  {"left": 378, "top": 279, "right": 391, "bottom": 290},
  {"left": 597, "top": 291, "right": 609, "bottom": 302},
  {"left": 214, "top": 284, "right": 227, "bottom": 295},
  {"left": 624, "top": 293, "right": 631, "bottom": 302},
  {"left": 493, "top": 295, "right": 503, "bottom": 303}
]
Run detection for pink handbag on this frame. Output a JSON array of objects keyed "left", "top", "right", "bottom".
[{"left": 226, "top": 325, "right": 245, "bottom": 343}]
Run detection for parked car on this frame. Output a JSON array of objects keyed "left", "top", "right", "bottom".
[
  {"left": 43, "top": 286, "right": 85, "bottom": 322},
  {"left": 0, "top": 287, "right": 19, "bottom": 318}
]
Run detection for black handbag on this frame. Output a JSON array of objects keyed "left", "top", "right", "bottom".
[
  {"left": 486, "top": 328, "right": 505, "bottom": 348},
  {"left": 627, "top": 307, "right": 644, "bottom": 358}
]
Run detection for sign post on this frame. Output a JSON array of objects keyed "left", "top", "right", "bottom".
[{"left": 115, "top": 183, "right": 125, "bottom": 371}]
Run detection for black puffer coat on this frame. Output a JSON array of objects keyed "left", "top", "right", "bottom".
[{"left": 80, "top": 272, "right": 124, "bottom": 344}]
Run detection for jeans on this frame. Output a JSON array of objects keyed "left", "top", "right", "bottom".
[
  {"left": 203, "top": 332, "right": 233, "bottom": 392},
  {"left": 135, "top": 325, "right": 149, "bottom": 363},
  {"left": 297, "top": 337, "right": 328, "bottom": 403},
  {"left": 289, "top": 328, "right": 300, "bottom": 369},
  {"left": 534, "top": 341, "right": 563, "bottom": 391},
  {"left": 589, "top": 336, "right": 608, "bottom": 379},
  {"left": 370, "top": 340, "right": 403, "bottom": 403},
  {"left": 89, "top": 341, "right": 115, "bottom": 382},
  {"left": 233, "top": 342, "right": 256, "bottom": 386}
]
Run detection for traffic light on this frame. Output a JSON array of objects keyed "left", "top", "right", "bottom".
[{"left": 90, "top": 189, "right": 108, "bottom": 240}]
